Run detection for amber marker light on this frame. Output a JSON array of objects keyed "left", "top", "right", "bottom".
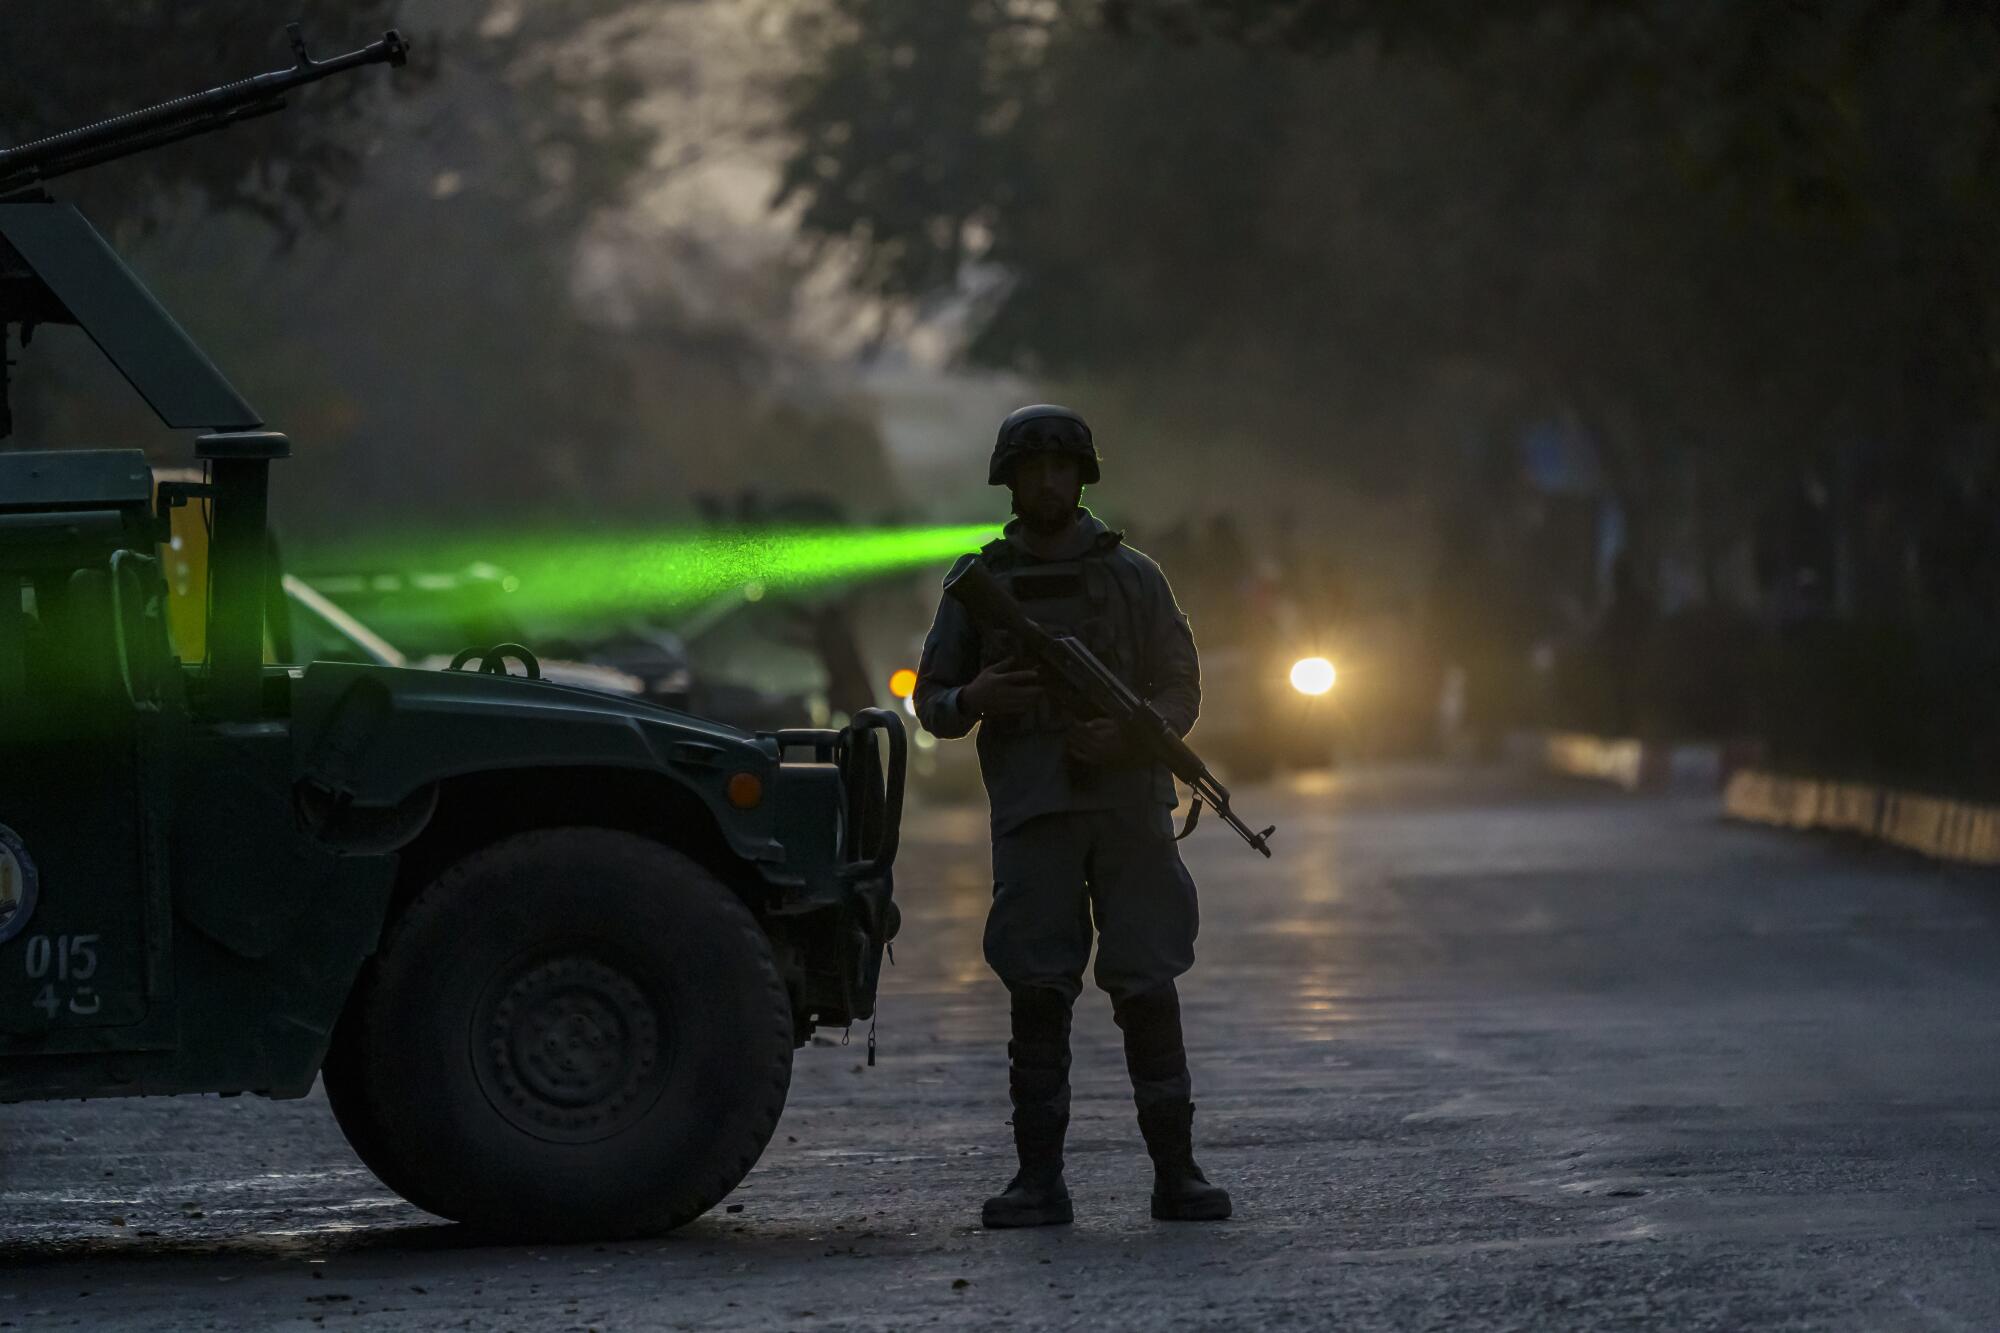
[
  {"left": 889, "top": 667, "right": 918, "bottom": 700},
  {"left": 726, "top": 772, "right": 764, "bottom": 809}
]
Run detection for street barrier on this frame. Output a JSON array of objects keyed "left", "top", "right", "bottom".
[
  {"left": 1519, "top": 729, "right": 2000, "bottom": 865},
  {"left": 1722, "top": 770, "right": 2000, "bottom": 866}
]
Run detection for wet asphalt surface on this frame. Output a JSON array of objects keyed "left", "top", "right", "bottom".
[{"left": 3, "top": 763, "right": 1999, "bottom": 1330}]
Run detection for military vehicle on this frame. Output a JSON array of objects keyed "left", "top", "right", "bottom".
[
  {"left": 1198, "top": 642, "right": 1342, "bottom": 780},
  {"left": 0, "top": 30, "right": 904, "bottom": 1239}
]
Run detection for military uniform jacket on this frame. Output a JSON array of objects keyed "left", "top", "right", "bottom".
[{"left": 914, "top": 510, "right": 1201, "bottom": 835}]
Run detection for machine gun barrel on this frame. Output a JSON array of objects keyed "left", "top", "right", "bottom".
[
  {"left": 0, "top": 27, "right": 408, "bottom": 196},
  {"left": 943, "top": 558, "right": 1276, "bottom": 857}
]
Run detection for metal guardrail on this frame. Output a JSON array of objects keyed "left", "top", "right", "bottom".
[{"left": 1724, "top": 770, "right": 2000, "bottom": 866}]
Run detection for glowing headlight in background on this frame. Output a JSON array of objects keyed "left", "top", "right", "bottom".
[{"left": 1290, "top": 656, "right": 1336, "bottom": 696}]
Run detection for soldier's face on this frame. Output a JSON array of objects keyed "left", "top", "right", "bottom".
[{"left": 1009, "top": 454, "right": 1084, "bottom": 533}]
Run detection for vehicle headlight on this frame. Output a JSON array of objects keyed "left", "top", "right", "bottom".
[{"left": 1289, "top": 656, "right": 1336, "bottom": 696}]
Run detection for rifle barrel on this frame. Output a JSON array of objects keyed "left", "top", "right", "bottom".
[
  {"left": 944, "top": 555, "right": 1277, "bottom": 857},
  {"left": 0, "top": 30, "right": 407, "bottom": 191}
]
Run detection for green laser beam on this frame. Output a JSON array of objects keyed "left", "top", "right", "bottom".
[{"left": 297, "top": 523, "right": 999, "bottom": 624}]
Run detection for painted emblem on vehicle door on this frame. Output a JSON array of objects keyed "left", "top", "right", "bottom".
[{"left": 0, "top": 825, "right": 39, "bottom": 945}]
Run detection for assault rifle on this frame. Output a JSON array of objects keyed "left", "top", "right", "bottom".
[
  {"left": 0, "top": 25, "right": 409, "bottom": 199},
  {"left": 944, "top": 559, "right": 1276, "bottom": 857}
]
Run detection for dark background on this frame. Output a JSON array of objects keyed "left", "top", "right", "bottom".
[{"left": 8, "top": 0, "right": 2000, "bottom": 793}]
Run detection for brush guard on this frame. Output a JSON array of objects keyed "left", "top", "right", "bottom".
[{"left": 774, "top": 708, "right": 905, "bottom": 1023}]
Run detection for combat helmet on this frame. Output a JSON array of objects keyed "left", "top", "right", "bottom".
[{"left": 988, "top": 404, "right": 1100, "bottom": 486}]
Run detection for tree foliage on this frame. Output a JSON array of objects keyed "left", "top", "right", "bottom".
[{"left": 779, "top": 0, "right": 2000, "bottom": 626}]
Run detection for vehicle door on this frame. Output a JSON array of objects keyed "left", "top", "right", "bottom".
[{"left": 0, "top": 553, "right": 176, "bottom": 1048}]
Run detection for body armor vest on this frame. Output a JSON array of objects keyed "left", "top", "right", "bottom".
[{"left": 973, "top": 532, "right": 1143, "bottom": 737}]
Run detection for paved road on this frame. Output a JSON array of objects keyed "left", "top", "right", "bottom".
[{"left": 3, "top": 764, "right": 1998, "bottom": 1330}]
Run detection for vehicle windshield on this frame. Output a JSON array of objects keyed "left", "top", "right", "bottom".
[{"left": 282, "top": 575, "right": 405, "bottom": 668}]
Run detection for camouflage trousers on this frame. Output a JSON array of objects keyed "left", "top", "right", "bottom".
[{"left": 984, "top": 803, "right": 1199, "bottom": 1005}]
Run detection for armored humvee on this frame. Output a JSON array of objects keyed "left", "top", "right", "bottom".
[{"left": 0, "top": 31, "right": 903, "bottom": 1239}]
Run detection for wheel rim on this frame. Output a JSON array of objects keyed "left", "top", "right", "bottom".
[{"left": 473, "top": 952, "right": 672, "bottom": 1144}]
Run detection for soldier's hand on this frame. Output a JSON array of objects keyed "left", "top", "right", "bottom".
[
  {"left": 1066, "top": 717, "right": 1126, "bottom": 765},
  {"left": 962, "top": 658, "right": 1042, "bottom": 717}
]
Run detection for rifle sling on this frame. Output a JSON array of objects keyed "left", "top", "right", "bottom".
[{"left": 1175, "top": 793, "right": 1203, "bottom": 842}]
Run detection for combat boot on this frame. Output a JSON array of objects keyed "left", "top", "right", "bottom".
[
  {"left": 981, "top": 985, "right": 1075, "bottom": 1228},
  {"left": 1114, "top": 982, "right": 1232, "bottom": 1222},
  {"left": 1137, "top": 1100, "right": 1232, "bottom": 1221},
  {"left": 981, "top": 1104, "right": 1073, "bottom": 1228}
]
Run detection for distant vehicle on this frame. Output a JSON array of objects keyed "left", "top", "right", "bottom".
[
  {"left": 280, "top": 576, "right": 648, "bottom": 696},
  {"left": 1196, "top": 643, "right": 1342, "bottom": 781},
  {"left": 0, "top": 35, "right": 903, "bottom": 1242},
  {"left": 573, "top": 622, "right": 695, "bottom": 709}
]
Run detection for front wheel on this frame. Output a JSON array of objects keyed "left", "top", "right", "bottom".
[{"left": 322, "top": 828, "right": 793, "bottom": 1239}]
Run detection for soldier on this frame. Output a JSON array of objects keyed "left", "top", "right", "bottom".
[{"left": 914, "top": 404, "right": 1232, "bottom": 1228}]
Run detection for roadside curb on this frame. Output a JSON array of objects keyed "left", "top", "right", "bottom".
[{"left": 1723, "top": 770, "right": 2000, "bottom": 866}]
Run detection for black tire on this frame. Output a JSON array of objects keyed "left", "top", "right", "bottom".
[
  {"left": 321, "top": 827, "right": 793, "bottom": 1239},
  {"left": 322, "top": 1016, "right": 424, "bottom": 1205}
]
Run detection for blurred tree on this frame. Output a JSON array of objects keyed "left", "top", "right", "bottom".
[{"left": 778, "top": 0, "right": 2000, "bottom": 631}]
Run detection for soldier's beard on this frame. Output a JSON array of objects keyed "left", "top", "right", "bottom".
[{"left": 1012, "top": 488, "right": 1082, "bottom": 536}]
